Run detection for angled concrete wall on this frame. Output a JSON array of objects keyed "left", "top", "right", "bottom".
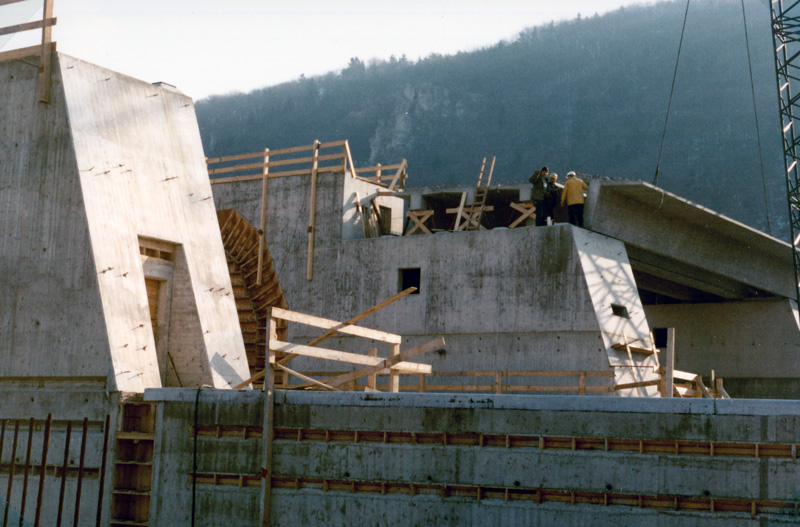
[{"left": 1, "top": 53, "right": 250, "bottom": 391}]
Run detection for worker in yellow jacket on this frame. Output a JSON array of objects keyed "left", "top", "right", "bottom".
[{"left": 560, "top": 171, "right": 588, "bottom": 227}]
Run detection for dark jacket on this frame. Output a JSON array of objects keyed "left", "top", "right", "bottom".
[{"left": 529, "top": 170, "right": 547, "bottom": 201}]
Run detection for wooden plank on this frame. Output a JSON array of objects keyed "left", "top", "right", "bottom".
[
  {"left": 344, "top": 140, "right": 357, "bottom": 178},
  {"left": 271, "top": 307, "right": 402, "bottom": 344},
  {"left": 0, "top": 17, "right": 56, "bottom": 38},
  {"left": 37, "top": 0, "right": 54, "bottom": 103},
  {"left": 275, "top": 363, "right": 338, "bottom": 391},
  {"left": 315, "top": 337, "right": 444, "bottom": 390},
  {"left": 368, "top": 349, "right": 377, "bottom": 391},
  {"left": 445, "top": 205, "right": 495, "bottom": 213},
  {"left": 672, "top": 369, "right": 699, "bottom": 382},
  {"left": 269, "top": 340, "right": 431, "bottom": 373},
  {"left": 0, "top": 0, "right": 29, "bottom": 6},
  {"left": 389, "top": 343, "right": 400, "bottom": 393},
  {"left": 307, "top": 140, "right": 320, "bottom": 281},
  {"left": 319, "top": 139, "right": 348, "bottom": 149},
  {"left": 453, "top": 192, "right": 467, "bottom": 231},
  {"left": 614, "top": 379, "right": 661, "bottom": 391},
  {"left": 388, "top": 159, "right": 407, "bottom": 190},
  {"left": 611, "top": 342, "right": 655, "bottom": 355},
  {"left": 0, "top": 42, "right": 52, "bottom": 64},
  {"left": 206, "top": 151, "right": 264, "bottom": 164}
]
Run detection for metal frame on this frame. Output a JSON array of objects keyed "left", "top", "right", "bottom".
[{"left": 772, "top": 0, "right": 800, "bottom": 305}]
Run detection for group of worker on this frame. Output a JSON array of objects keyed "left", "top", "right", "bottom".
[{"left": 529, "top": 166, "right": 588, "bottom": 227}]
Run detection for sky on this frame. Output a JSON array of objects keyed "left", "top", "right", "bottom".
[{"left": 1, "top": 0, "right": 652, "bottom": 100}]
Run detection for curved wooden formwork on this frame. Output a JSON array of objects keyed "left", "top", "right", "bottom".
[{"left": 217, "top": 209, "right": 288, "bottom": 383}]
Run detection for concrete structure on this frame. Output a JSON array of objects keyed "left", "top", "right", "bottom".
[
  {"left": 0, "top": 53, "right": 251, "bottom": 392},
  {"left": 212, "top": 165, "right": 800, "bottom": 399},
  {"left": 3, "top": 49, "right": 800, "bottom": 526}
]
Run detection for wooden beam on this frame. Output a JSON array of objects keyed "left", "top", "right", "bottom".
[
  {"left": 388, "top": 159, "right": 407, "bottom": 190},
  {"left": 38, "top": 0, "right": 54, "bottom": 103},
  {"left": 0, "top": 42, "right": 52, "bottom": 64},
  {"left": 344, "top": 140, "right": 357, "bottom": 178},
  {"left": 0, "top": 17, "right": 56, "bottom": 38},
  {"left": 306, "top": 140, "right": 320, "bottom": 281},
  {"left": 453, "top": 192, "right": 467, "bottom": 232},
  {"left": 271, "top": 307, "right": 402, "bottom": 344},
  {"left": 275, "top": 363, "right": 338, "bottom": 391},
  {"left": 269, "top": 340, "right": 431, "bottom": 373},
  {"left": 256, "top": 148, "right": 269, "bottom": 285},
  {"left": 389, "top": 343, "right": 400, "bottom": 393},
  {"left": 258, "top": 337, "right": 275, "bottom": 527}
]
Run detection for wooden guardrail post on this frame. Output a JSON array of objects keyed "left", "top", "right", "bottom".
[
  {"left": 256, "top": 148, "right": 269, "bottom": 285},
  {"left": 306, "top": 140, "right": 320, "bottom": 281}
]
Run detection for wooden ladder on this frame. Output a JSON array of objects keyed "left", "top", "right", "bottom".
[
  {"left": 110, "top": 402, "right": 156, "bottom": 527},
  {"left": 463, "top": 156, "right": 495, "bottom": 231}
]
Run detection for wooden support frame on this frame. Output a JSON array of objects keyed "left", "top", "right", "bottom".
[
  {"left": 508, "top": 201, "right": 536, "bottom": 228},
  {"left": 235, "top": 287, "right": 418, "bottom": 388},
  {"left": 405, "top": 209, "right": 434, "bottom": 235}
]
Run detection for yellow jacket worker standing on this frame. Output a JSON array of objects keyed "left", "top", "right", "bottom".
[{"left": 560, "top": 171, "right": 588, "bottom": 227}]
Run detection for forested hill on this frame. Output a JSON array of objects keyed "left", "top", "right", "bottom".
[{"left": 196, "top": 0, "right": 785, "bottom": 236}]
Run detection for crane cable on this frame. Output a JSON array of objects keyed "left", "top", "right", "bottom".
[
  {"left": 740, "top": 0, "right": 772, "bottom": 235},
  {"left": 653, "top": 0, "right": 691, "bottom": 188}
]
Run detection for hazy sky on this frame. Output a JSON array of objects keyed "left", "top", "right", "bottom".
[{"left": 1, "top": 0, "right": 651, "bottom": 100}]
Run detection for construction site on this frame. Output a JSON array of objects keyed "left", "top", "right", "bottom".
[{"left": 4, "top": 1, "right": 800, "bottom": 526}]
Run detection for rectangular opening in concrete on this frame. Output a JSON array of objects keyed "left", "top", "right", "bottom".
[
  {"left": 379, "top": 205, "right": 391, "bottom": 235},
  {"left": 611, "top": 303, "right": 629, "bottom": 319},
  {"left": 399, "top": 267, "right": 421, "bottom": 294},
  {"left": 652, "top": 328, "right": 668, "bottom": 348}
]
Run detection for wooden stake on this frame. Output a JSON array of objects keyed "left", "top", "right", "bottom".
[
  {"left": 453, "top": 192, "right": 467, "bottom": 231},
  {"left": 390, "top": 343, "right": 400, "bottom": 393},
  {"left": 259, "top": 342, "right": 276, "bottom": 527},
  {"left": 256, "top": 148, "right": 269, "bottom": 286},
  {"left": 367, "top": 349, "right": 377, "bottom": 390},
  {"left": 37, "top": 0, "right": 55, "bottom": 104},
  {"left": 306, "top": 140, "right": 320, "bottom": 281}
]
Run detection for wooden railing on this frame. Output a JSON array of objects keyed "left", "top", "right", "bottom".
[
  {"left": 275, "top": 369, "right": 615, "bottom": 395},
  {"left": 207, "top": 139, "right": 406, "bottom": 190},
  {"left": 0, "top": 0, "right": 56, "bottom": 102}
]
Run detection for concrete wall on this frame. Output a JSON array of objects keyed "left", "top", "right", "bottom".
[
  {"left": 212, "top": 173, "right": 658, "bottom": 393},
  {"left": 0, "top": 54, "right": 111, "bottom": 384},
  {"left": 139, "top": 388, "right": 800, "bottom": 526},
  {"left": 645, "top": 299, "right": 800, "bottom": 397},
  {"left": 1, "top": 53, "right": 251, "bottom": 392}
]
